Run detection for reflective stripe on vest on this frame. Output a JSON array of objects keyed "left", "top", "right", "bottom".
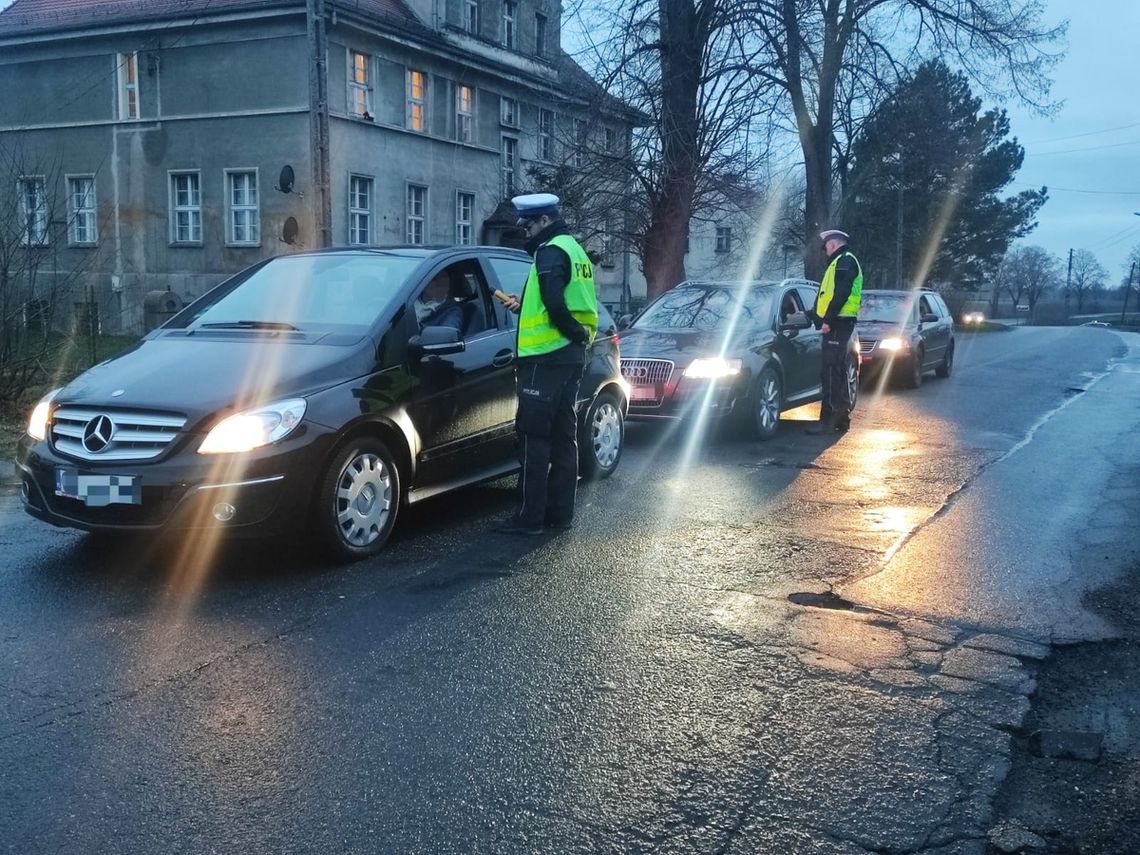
[
  {"left": 816, "top": 251, "right": 864, "bottom": 318},
  {"left": 517, "top": 233, "right": 599, "bottom": 357}
]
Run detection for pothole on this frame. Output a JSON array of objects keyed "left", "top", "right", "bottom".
[{"left": 788, "top": 591, "right": 856, "bottom": 610}]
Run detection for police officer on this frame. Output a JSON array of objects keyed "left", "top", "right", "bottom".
[
  {"left": 496, "top": 193, "right": 598, "bottom": 535},
  {"left": 807, "top": 229, "right": 863, "bottom": 434}
]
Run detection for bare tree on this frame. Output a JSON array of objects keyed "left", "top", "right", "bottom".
[
  {"left": 566, "top": 0, "right": 782, "bottom": 299},
  {"left": 1067, "top": 249, "right": 1106, "bottom": 314},
  {"left": 742, "top": 0, "right": 1065, "bottom": 279},
  {"left": 1002, "top": 244, "right": 1058, "bottom": 319},
  {"left": 0, "top": 135, "right": 106, "bottom": 404}
]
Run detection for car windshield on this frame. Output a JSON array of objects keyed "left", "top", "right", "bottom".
[
  {"left": 859, "top": 292, "right": 915, "bottom": 324},
  {"left": 174, "top": 254, "right": 421, "bottom": 332},
  {"left": 635, "top": 285, "right": 776, "bottom": 331}
]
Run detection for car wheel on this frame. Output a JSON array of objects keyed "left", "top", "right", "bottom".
[
  {"left": 579, "top": 390, "right": 624, "bottom": 480},
  {"left": 935, "top": 341, "right": 954, "bottom": 378},
  {"left": 751, "top": 368, "right": 782, "bottom": 440},
  {"left": 901, "top": 348, "right": 923, "bottom": 389},
  {"left": 846, "top": 360, "right": 859, "bottom": 412},
  {"left": 315, "top": 437, "right": 400, "bottom": 562}
]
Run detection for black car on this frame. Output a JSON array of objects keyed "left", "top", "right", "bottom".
[
  {"left": 855, "top": 289, "right": 955, "bottom": 387},
  {"left": 618, "top": 280, "right": 859, "bottom": 439},
  {"left": 16, "top": 247, "right": 627, "bottom": 561}
]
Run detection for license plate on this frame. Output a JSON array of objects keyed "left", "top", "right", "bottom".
[
  {"left": 55, "top": 470, "right": 141, "bottom": 507},
  {"left": 630, "top": 385, "right": 657, "bottom": 402}
]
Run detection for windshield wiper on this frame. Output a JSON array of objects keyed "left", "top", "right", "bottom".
[{"left": 199, "top": 320, "right": 301, "bottom": 331}]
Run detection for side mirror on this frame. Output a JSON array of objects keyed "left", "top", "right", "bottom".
[
  {"left": 409, "top": 325, "right": 465, "bottom": 357},
  {"left": 780, "top": 311, "right": 811, "bottom": 331},
  {"left": 920, "top": 312, "right": 938, "bottom": 324},
  {"left": 616, "top": 314, "right": 633, "bottom": 331}
]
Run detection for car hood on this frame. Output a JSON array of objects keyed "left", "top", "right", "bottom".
[
  {"left": 619, "top": 326, "right": 763, "bottom": 362},
  {"left": 55, "top": 332, "right": 373, "bottom": 428},
  {"left": 855, "top": 319, "right": 908, "bottom": 339}
]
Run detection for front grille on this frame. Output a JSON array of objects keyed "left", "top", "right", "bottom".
[
  {"left": 620, "top": 358, "right": 674, "bottom": 386},
  {"left": 51, "top": 406, "right": 187, "bottom": 462},
  {"left": 858, "top": 339, "right": 876, "bottom": 354}
]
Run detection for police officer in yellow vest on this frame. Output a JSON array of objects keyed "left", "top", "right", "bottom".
[
  {"left": 807, "top": 229, "right": 862, "bottom": 435},
  {"left": 496, "top": 193, "right": 599, "bottom": 535}
]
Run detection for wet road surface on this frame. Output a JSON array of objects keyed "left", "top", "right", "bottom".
[{"left": 1, "top": 326, "right": 1138, "bottom": 854}]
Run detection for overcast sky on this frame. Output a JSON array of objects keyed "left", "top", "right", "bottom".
[{"left": 2, "top": 0, "right": 1136, "bottom": 277}]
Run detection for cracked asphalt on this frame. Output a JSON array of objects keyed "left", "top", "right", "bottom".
[{"left": 1, "top": 326, "right": 1138, "bottom": 854}]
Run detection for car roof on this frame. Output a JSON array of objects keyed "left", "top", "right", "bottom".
[
  {"left": 678, "top": 278, "right": 816, "bottom": 289},
  {"left": 287, "top": 245, "right": 531, "bottom": 260},
  {"left": 862, "top": 288, "right": 937, "bottom": 296}
]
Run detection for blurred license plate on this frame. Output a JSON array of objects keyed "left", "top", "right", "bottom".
[
  {"left": 630, "top": 385, "right": 657, "bottom": 402},
  {"left": 55, "top": 470, "right": 140, "bottom": 507}
]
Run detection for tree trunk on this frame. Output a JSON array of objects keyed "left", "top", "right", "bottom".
[
  {"left": 641, "top": 0, "right": 704, "bottom": 300},
  {"left": 801, "top": 127, "right": 832, "bottom": 281}
]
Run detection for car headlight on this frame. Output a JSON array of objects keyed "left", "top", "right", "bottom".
[
  {"left": 199, "top": 398, "right": 307, "bottom": 455},
  {"left": 683, "top": 357, "right": 743, "bottom": 379},
  {"left": 27, "top": 388, "right": 62, "bottom": 441},
  {"left": 878, "top": 337, "right": 904, "bottom": 352}
]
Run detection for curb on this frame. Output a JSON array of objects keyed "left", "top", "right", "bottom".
[{"left": 1, "top": 461, "right": 20, "bottom": 487}]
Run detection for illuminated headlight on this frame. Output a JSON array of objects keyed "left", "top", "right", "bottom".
[
  {"left": 684, "top": 357, "right": 743, "bottom": 379},
  {"left": 27, "top": 388, "right": 61, "bottom": 441},
  {"left": 199, "top": 398, "right": 306, "bottom": 455},
  {"left": 878, "top": 337, "right": 904, "bottom": 352}
]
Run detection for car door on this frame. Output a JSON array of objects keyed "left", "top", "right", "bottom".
[
  {"left": 792, "top": 284, "right": 824, "bottom": 399},
  {"left": 917, "top": 293, "right": 946, "bottom": 367},
  {"left": 407, "top": 257, "right": 517, "bottom": 487},
  {"left": 772, "top": 286, "right": 817, "bottom": 400}
]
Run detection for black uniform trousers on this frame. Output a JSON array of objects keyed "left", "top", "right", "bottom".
[
  {"left": 514, "top": 359, "right": 584, "bottom": 527},
  {"left": 820, "top": 318, "right": 856, "bottom": 423}
]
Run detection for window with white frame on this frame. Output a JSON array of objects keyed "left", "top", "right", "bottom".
[
  {"left": 500, "top": 96, "right": 519, "bottom": 128},
  {"left": 538, "top": 108, "right": 555, "bottom": 161},
  {"left": 502, "top": 0, "right": 517, "bottom": 49},
  {"left": 117, "top": 52, "right": 138, "bottom": 120},
  {"left": 169, "top": 172, "right": 201, "bottom": 243},
  {"left": 227, "top": 170, "right": 259, "bottom": 245},
  {"left": 349, "top": 51, "right": 373, "bottom": 118},
  {"left": 19, "top": 177, "right": 48, "bottom": 245},
  {"left": 604, "top": 127, "right": 618, "bottom": 154},
  {"left": 501, "top": 136, "right": 518, "bottom": 197},
  {"left": 68, "top": 176, "right": 97, "bottom": 245},
  {"left": 601, "top": 215, "right": 617, "bottom": 268},
  {"left": 456, "top": 85, "right": 474, "bottom": 143},
  {"left": 464, "top": 0, "right": 479, "bottom": 34},
  {"left": 407, "top": 69, "right": 427, "bottom": 132},
  {"left": 349, "top": 175, "right": 372, "bottom": 245},
  {"left": 715, "top": 226, "right": 732, "bottom": 253},
  {"left": 406, "top": 185, "right": 427, "bottom": 245},
  {"left": 535, "top": 13, "right": 547, "bottom": 56},
  {"left": 573, "top": 119, "right": 588, "bottom": 168},
  {"left": 456, "top": 191, "right": 475, "bottom": 245}
]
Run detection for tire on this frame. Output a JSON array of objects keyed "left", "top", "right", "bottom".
[
  {"left": 314, "top": 437, "right": 400, "bottom": 563},
  {"left": 901, "top": 348, "right": 923, "bottom": 389},
  {"left": 935, "top": 341, "right": 954, "bottom": 378},
  {"left": 750, "top": 368, "right": 782, "bottom": 440},
  {"left": 579, "top": 390, "right": 624, "bottom": 480},
  {"left": 846, "top": 360, "right": 859, "bottom": 412}
]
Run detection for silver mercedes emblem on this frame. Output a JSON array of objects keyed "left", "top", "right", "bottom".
[{"left": 82, "top": 415, "right": 115, "bottom": 453}]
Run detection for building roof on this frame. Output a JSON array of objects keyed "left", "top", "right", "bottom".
[{"left": 0, "top": 0, "right": 418, "bottom": 36}]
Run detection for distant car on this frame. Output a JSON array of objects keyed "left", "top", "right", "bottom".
[
  {"left": 856, "top": 289, "right": 955, "bottom": 388},
  {"left": 617, "top": 279, "right": 858, "bottom": 439},
  {"left": 962, "top": 311, "right": 985, "bottom": 324},
  {"left": 16, "top": 246, "right": 628, "bottom": 562}
]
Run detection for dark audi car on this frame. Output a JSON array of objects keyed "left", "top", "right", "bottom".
[
  {"left": 618, "top": 280, "right": 858, "bottom": 439},
  {"left": 856, "top": 289, "right": 955, "bottom": 387},
  {"left": 16, "top": 247, "right": 627, "bottom": 561}
]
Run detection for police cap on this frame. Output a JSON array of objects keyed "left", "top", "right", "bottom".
[
  {"left": 512, "top": 193, "right": 561, "bottom": 225},
  {"left": 819, "top": 229, "right": 849, "bottom": 245}
]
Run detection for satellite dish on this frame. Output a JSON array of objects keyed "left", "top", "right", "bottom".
[
  {"left": 281, "top": 216, "right": 300, "bottom": 245},
  {"left": 276, "top": 165, "right": 295, "bottom": 194}
]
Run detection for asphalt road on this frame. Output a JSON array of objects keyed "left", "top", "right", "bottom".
[{"left": 1, "top": 326, "right": 1138, "bottom": 854}]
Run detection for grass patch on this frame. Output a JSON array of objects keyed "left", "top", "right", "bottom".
[{"left": 1, "top": 333, "right": 140, "bottom": 462}]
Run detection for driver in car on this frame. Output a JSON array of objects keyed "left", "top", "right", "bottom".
[{"left": 415, "top": 272, "right": 465, "bottom": 332}]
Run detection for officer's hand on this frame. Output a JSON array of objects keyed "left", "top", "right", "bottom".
[{"left": 821, "top": 322, "right": 831, "bottom": 335}]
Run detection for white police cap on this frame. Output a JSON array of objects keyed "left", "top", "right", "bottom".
[
  {"left": 512, "top": 193, "right": 561, "bottom": 224},
  {"left": 819, "top": 229, "right": 849, "bottom": 244}
]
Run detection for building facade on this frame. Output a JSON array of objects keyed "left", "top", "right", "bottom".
[{"left": 0, "top": 0, "right": 642, "bottom": 333}]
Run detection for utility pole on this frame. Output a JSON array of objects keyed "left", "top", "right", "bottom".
[
  {"left": 1065, "top": 248, "right": 1072, "bottom": 319},
  {"left": 896, "top": 184, "right": 903, "bottom": 288},
  {"left": 307, "top": 0, "right": 332, "bottom": 248},
  {"left": 1122, "top": 262, "right": 1135, "bottom": 326}
]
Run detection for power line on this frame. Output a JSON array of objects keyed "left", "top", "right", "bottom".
[
  {"left": 1012, "top": 182, "right": 1140, "bottom": 196},
  {"left": 1025, "top": 138, "right": 1140, "bottom": 157},
  {"left": 1023, "top": 120, "right": 1140, "bottom": 146}
]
